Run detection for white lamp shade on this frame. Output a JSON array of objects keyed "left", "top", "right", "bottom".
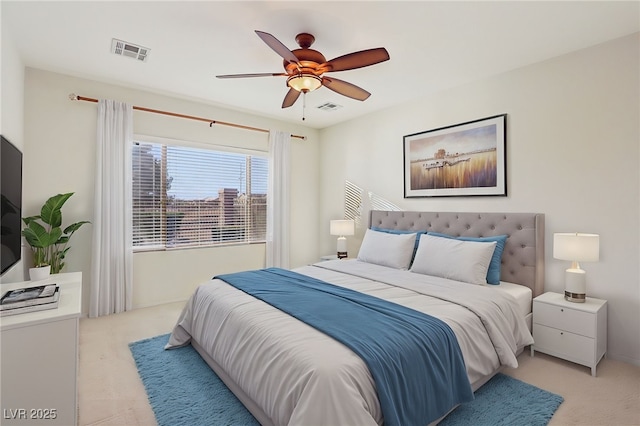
[
  {"left": 553, "top": 233, "right": 600, "bottom": 262},
  {"left": 330, "top": 220, "right": 355, "bottom": 237}
]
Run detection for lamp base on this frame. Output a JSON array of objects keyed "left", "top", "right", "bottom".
[
  {"left": 336, "top": 236, "right": 347, "bottom": 259},
  {"left": 564, "top": 268, "right": 586, "bottom": 303},
  {"left": 564, "top": 291, "right": 586, "bottom": 303}
]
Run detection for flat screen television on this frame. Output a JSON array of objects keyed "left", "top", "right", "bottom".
[{"left": 1, "top": 135, "right": 23, "bottom": 275}]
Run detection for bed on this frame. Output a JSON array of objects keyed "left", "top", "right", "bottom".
[{"left": 166, "top": 210, "right": 545, "bottom": 425}]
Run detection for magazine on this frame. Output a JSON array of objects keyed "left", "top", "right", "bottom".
[
  {"left": 0, "top": 284, "right": 59, "bottom": 309},
  {"left": 0, "top": 288, "right": 60, "bottom": 316}
]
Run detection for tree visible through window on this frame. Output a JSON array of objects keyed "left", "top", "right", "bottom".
[{"left": 132, "top": 140, "right": 268, "bottom": 250}]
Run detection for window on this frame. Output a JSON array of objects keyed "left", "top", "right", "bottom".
[{"left": 132, "top": 139, "right": 268, "bottom": 250}]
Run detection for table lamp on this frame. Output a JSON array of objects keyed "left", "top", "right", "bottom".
[
  {"left": 553, "top": 232, "right": 600, "bottom": 303},
  {"left": 330, "top": 220, "right": 355, "bottom": 259}
]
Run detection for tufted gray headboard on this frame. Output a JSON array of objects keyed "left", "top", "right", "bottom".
[{"left": 369, "top": 210, "right": 545, "bottom": 297}]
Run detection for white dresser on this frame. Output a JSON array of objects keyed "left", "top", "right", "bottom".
[
  {"left": 531, "top": 291, "right": 607, "bottom": 376},
  {"left": 1, "top": 272, "right": 82, "bottom": 425}
]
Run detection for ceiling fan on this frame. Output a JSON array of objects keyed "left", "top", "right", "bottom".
[{"left": 216, "top": 30, "right": 390, "bottom": 110}]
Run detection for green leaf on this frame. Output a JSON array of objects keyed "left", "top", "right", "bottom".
[
  {"left": 40, "top": 193, "right": 73, "bottom": 227},
  {"left": 22, "top": 215, "right": 42, "bottom": 226},
  {"left": 64, "top": 221, "right": 90, "bottom": 234},
  {"left": 49, "top": 227, "right": 63, "bottom": 243},
  {"left": 21, "top": 221, "right": 49, "bottom": 248}
]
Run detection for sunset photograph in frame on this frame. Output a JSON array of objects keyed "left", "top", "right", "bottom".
[{"left": 403, "top": 114, "right": 506, "bottom": 198}]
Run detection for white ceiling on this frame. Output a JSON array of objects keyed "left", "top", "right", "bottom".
[{"left": 2, "top": 1, "right": 639, "bottom": 129}]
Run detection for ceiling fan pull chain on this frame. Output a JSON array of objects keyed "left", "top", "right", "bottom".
[{"left": 302, "top": 91, "right": 306, "bottom": 121}]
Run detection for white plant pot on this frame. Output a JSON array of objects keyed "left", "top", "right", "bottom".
[{"left": 29, "top": 265, "right": 51, "bottom": 281}]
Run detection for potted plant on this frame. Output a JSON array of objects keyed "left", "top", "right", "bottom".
[{"left": 22, "top": 192, "right": 90, "bottom": 279}]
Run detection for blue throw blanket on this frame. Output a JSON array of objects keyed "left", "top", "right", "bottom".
[{"left": 215, "top": 268, "right": 473, "bottom": 426}]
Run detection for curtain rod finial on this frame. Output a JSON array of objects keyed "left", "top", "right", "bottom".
[{"left": 69, "top": 93, "right": 78, "bottom": 101}]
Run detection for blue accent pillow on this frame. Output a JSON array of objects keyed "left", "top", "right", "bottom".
[
  {"left": 371, "top": 227, "right": 425, "bottom": 261},
  {"left": 426, "top": 232, "right": 508, "bottom": 285}
]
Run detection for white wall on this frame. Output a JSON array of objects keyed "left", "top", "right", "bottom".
[
  {"left": 0, "top": 18, "right": 27, "bottom": 284},
  {"left": 21, "top": 68, "right": 320, "bottom": 310},
  {"left": 318, "top": 34, "right": 640, "bottom": 366}
]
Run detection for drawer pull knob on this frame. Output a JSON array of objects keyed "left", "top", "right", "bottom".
[{"left": 560, "top": 308, "right": 564, "bottom": 312}]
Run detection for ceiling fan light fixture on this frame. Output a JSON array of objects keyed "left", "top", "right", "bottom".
[
  {"left": 287, "top": 74, "right": 322, "bottom": 92},
  {"left": 218, "top": 31, "right": 389, "bottom": 109}
]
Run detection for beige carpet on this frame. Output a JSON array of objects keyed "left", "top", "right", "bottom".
[{"left": 78, "top": 301, "right": 640, "bottom": 426}]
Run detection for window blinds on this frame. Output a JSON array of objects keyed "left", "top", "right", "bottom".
[{"left": 132, "top": 140, "right": 268, "bottom": 250}]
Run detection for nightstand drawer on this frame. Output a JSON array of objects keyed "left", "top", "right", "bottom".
[
  {"left": 534, "top": 300, "right": 595, "bottom": 338},
  {"left": 533, "top": 323, "right": 594, "bottom": 365}
]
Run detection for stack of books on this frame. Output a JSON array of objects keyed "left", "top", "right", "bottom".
[{"left": 0, "top": 284, "right": 60, "bottom": 316}]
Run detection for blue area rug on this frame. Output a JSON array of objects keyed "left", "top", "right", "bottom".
[
  {"left": 129, "top": 334, "right": 259, "bottom": 426},
  {"left": 130, "top": 334, "right": 563, "bottom": 426},
  {"left": 439, "top": 372, "right": 564, "bottom": 426}
]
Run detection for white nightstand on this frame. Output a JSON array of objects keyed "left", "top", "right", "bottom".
[{"left": 531, "top": 291, "right": 607, "bottom": 376}]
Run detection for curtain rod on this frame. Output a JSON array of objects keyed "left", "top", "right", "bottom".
[{"left": 68, "top": 93, "right": 306, "bottom": 140}]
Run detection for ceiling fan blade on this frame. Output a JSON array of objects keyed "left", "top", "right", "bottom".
[
  {"left": 323, "top": 48, "right": 390, "bottom": 72},
  {"left": 321, "top": 77, "right": 371, "bottom": 101},
  {"left": 282, "top": 88, "right": 301, "bottom": 108},
  {"left": 255, "top": 30, "right": 299, "bottom": 65},
  {"left": 216, "top": 72, "right": 287, "bottom": 79}
]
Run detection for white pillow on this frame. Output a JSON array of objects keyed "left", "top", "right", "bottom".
[
  {"left": 357, "top": 229, "right": 417, "bottom": 270},
  {"left": 410, "top": 234, "right": 497, "bottom": 285}
]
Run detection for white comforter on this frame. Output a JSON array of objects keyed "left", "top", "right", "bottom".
[{"left": 167, "top": 260, "right": 534, "bottom": 426}]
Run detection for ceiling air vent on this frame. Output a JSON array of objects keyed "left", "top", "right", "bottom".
[
  {"left": 111, "top": 38, "right": 150, "bottom": 62},
  {"left": 316, "top": 102, "right": 343, "bottom": 111}
]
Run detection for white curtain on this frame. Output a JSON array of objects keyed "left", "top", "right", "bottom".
[
  {"left": 90, "top": 100, "right": 133, "bottom": 317},
  {"left": 266, "top": 130, "right": 291, "bottom": 268}
]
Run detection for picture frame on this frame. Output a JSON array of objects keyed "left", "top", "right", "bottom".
[{"left": 403, "top": 114, "right": 507, "bottom": 198}]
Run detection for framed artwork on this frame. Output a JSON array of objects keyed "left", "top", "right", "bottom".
[{"left": 403, "top": 114, "right": 507, "bottom": 198}]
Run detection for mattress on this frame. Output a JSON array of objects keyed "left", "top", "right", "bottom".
[
  {"left": 495, "top": 281, "right": 533, "bottom": 318},
  {"left": 167, "top": 259, "right": 534, "bottom": 426}
]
